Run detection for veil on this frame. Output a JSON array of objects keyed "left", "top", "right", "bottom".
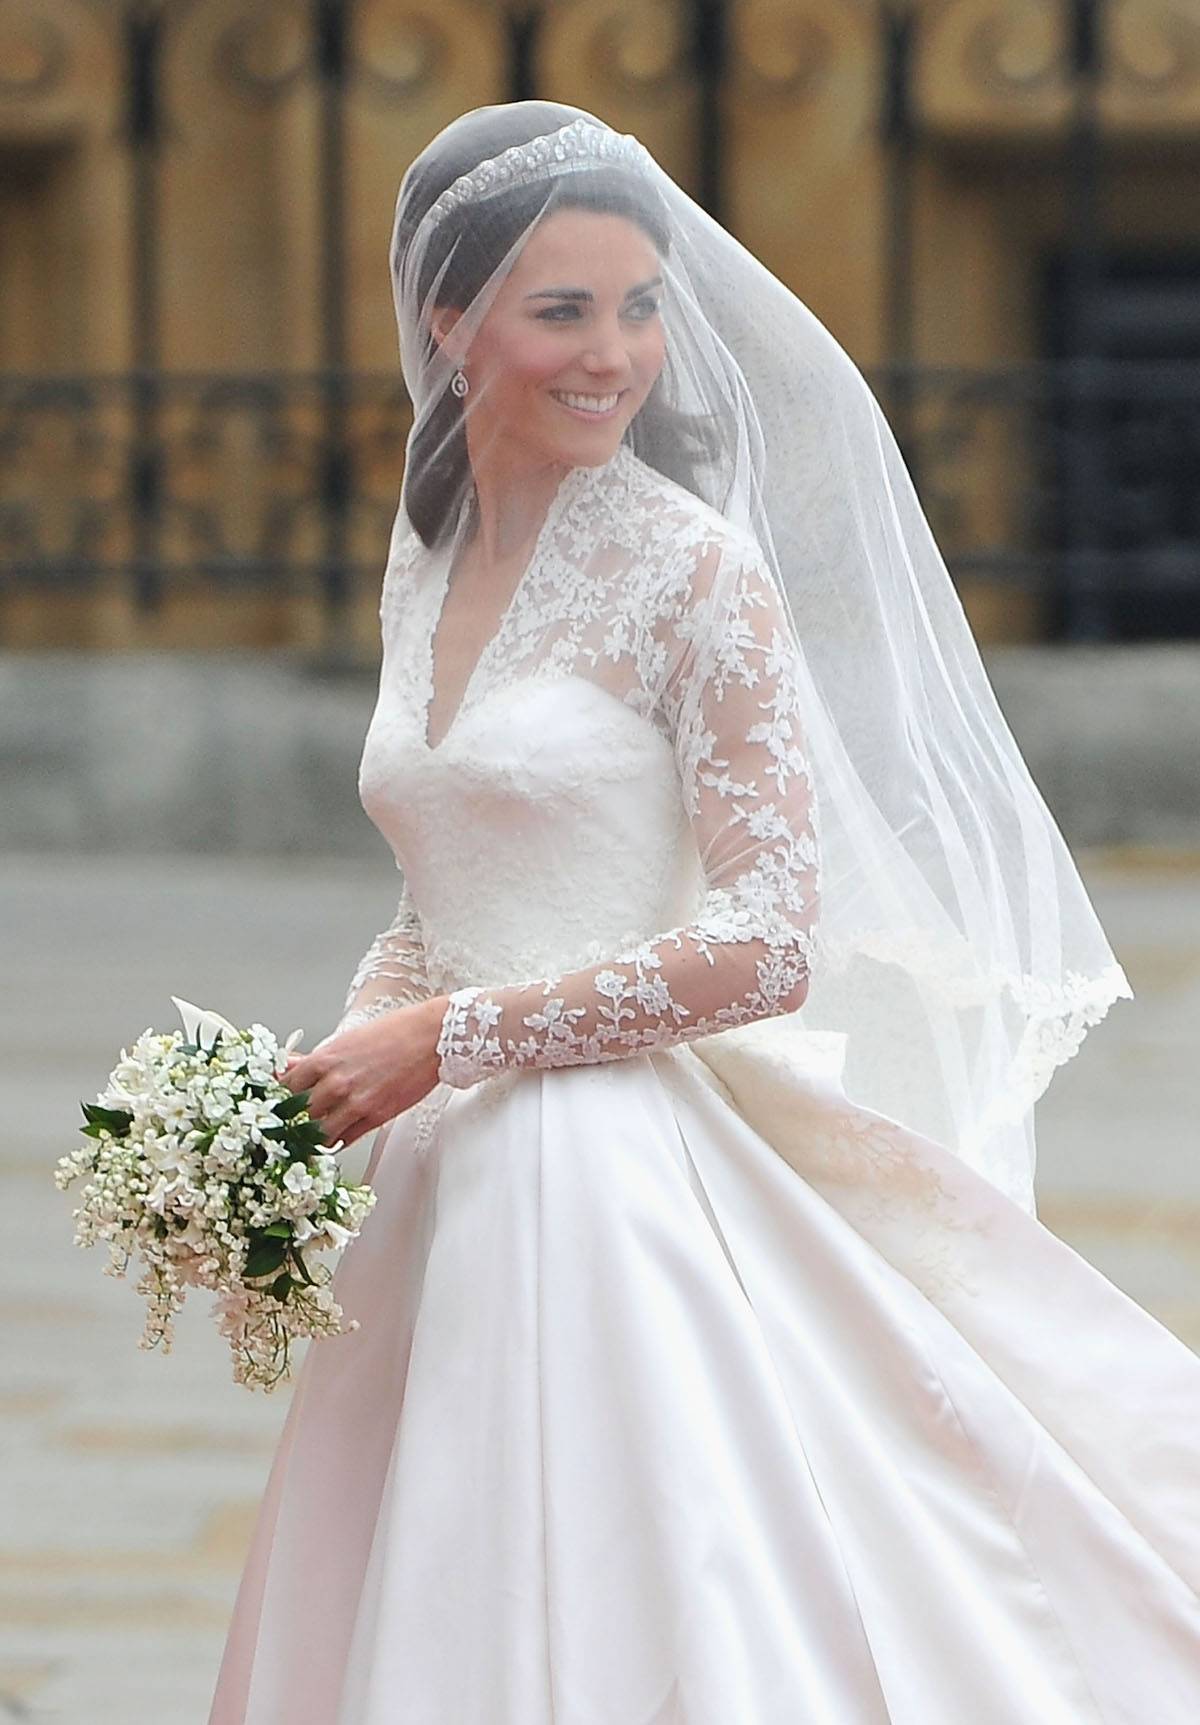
[{"left": 386, "top": 99, "right": 1131, "bottom": 1213}]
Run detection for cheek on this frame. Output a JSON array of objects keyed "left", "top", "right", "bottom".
[
  {"left": 475, "top": 324, "right": 562, "bottom": 395},
  {"left": 508, "top": 329, "right": 570, "bottom": 392},
  {"left": 633, "top": 323, "right": 667, "bottom": 387}
]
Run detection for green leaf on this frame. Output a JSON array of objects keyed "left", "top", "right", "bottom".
[
  {"left": 82, "top": 1102, "right": 133, "bottom": 1134},
  {"left": 273, "top": 1091, "right": 310, "bottom": 1121},
  {"left": 269, "top": 1271, "right": 294, "bottom": 1302},
  {"left": 264, "top": 1120, "right": 321, "bottom": 1147},
  {"left": 262, "top": 1221, "right": 292, "bottom": 1238},
  {"left": 244, "top": 1236, "right": 288, "bottom": 1280}
]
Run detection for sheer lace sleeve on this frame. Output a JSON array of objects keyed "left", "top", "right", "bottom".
[
  {"left": 434, "top": 538, "right": 820, "bottom": 1087},
  {"left": 329, "top": 877, "right": 433, "bottom": 1040}
]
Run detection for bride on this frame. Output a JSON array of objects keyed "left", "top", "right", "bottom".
[{"left": 209, "top": 102, "right": 1200, "bottom": 1722}]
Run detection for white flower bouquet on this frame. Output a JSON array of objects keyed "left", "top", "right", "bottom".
[{"left": 55, "top": 997, "right": 376, "bottom": 1391}]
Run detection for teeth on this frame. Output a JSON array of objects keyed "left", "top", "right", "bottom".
[{"left": 552, "top": 391, "right": 621, "bottom": 414}]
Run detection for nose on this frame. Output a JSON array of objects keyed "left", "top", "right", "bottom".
[{"left": 580, "top": 320, "right": 632, "bottom": 376}]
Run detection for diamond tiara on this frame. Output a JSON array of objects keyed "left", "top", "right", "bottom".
[{"left": 424, "top": 118, "right": 653, "bottom": 229}]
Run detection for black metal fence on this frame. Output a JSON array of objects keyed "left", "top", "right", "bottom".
[
  {"left": 5, "top": 358, "right": 1197, "bottom": 641},
  {"left": 0, "top": 368, "right": 410, "bottom": 622},
  {"left": 1, "top": 0, "right": 1198, "bottom": 646}
]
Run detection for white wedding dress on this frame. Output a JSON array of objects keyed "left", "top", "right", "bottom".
[{"left": 210, "top": 446, "right": 1200, "bottom": 1724}]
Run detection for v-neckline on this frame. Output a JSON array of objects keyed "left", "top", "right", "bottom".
[{"left": 419, "top": 462, "right": 583, "bottom": 754}]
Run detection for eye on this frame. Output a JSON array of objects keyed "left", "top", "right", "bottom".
[
  {"left": 534, "top": 303, "right": 582, "bottom": 322},
  {"left": 625, "top": 296, "right": 661, "bottom": 321}
]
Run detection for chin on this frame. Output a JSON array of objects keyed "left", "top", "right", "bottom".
[{"left": 551, "top": 419, "right": 635, "bottom": 468}]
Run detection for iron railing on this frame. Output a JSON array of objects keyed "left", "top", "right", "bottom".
[
  {"left": 1, "top": 1, "right": 1198, "bottom": 644},
  {"left": 3, "top": 359, "right": 1198, "bottom": 642}
]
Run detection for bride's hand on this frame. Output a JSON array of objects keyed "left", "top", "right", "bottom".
[{"left": 282, "top": 995, "right": 450, "bottom": 1150}]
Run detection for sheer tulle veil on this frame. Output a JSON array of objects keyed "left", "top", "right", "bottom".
[{"left": 385, "top": 99, "right": 1131, "bottom": 1212}]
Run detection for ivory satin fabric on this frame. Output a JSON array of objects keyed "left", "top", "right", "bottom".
[
  {"left": 208, "top": 1028, "right": 1200, "bottom": 1723},
  {"left": 209, "top": 465, "right": 1200, "bottom": 1718}
]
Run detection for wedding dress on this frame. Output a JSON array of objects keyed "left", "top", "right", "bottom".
[{"left": 208, "top": 443, "right": 1200, "bottom": 1724}]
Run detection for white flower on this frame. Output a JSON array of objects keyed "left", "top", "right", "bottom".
[
  {"left": 235, "top": 1097, "right": 280, "bottom": 1143},
  {"left": 171, "top": 997, "right": 239, "bottom": 1047},
  {"left": 144, "top": 1173, "right": 183, "bottom": 1215},
  {"left": 156, "top": 1098, "right": 192, "bottom": 1134},
  {"left": 202, "top": 1138, "right": 243, "bottom": 1179},
  {"left": 308, "top": 1154, "right": 339, "bottom": 1197},
  {"left": 282, "top": 1163, "right": 316, "bottom": 1198},
  {"left": 59, "top": 1001, "right": 378, "bottom": 1391},
  {"left": 145, "top": 1133, "right": 187, "bottom": 1174}
]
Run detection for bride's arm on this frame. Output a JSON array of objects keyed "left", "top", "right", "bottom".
[
  {"left": 434, "top": 541, "right": 820, "bottom": 1088},
  {"left": 322, "top": 878, "right": 433, "bottom": 1042}
]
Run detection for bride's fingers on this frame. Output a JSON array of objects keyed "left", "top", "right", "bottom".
[
  {"left": 283, "top": 1053, "right": 321, "bottom": 1093},
  {"left": 308, "top": 1101, "right": 345, "bottom": 1146},
  {"left": 317, "top": 1110, "right": 364, "bottom": 1151},
  {"left": 307, "top": 1090, "right": 366, "bottom": 1147}
]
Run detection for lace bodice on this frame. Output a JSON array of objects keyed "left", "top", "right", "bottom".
[{"left": 336, "top": 444, "right": 820, "bottom": 1089}]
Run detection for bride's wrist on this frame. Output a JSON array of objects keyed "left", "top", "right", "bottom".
[{"left": 418, "top": 993, "right": 452, "bottom": 1076}]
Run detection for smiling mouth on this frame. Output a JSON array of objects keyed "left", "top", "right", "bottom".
[{"left": 550, "top": 390, "right": 625, "bottom": 417}]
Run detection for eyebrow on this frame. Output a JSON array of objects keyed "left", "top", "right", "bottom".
[{"left": 524, "top": 275, "right": 664, "bottom": 303}]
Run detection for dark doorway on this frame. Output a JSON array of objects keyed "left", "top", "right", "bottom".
[{"left": 1041, "top": 250, "right": 1200, "bottom": 638}]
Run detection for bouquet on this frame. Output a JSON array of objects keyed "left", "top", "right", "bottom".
[{"left": 55, "top": 997, "right": 376, "bottom": 1391}]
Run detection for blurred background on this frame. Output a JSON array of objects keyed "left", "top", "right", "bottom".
[{"left": 2, "top": 1, "right": 1199, "bottom": 1719}]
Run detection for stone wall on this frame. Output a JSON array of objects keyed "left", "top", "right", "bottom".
[{"left": 2, "top": 646, "right": 1198, "bottom": 857}]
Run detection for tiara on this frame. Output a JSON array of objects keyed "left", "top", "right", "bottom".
[{"left": 424, "top": 118, "right": 653, "bottom": 228}]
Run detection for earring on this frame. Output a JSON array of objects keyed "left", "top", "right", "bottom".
[{"left": 450, "top": 366, "right": 470, "bottom": 399}]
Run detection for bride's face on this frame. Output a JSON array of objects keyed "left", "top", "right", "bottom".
[{"left": 441, "top": 207, "right": 667, "bottom": 470}]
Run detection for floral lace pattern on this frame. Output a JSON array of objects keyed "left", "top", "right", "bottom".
[
  {"left": 331, "top": 880, "right": 431, "bottom": 1041},
  {"left": 429, "top": 472, "right": 822, "bottom": 1088},
  {"left": 342, "top": 445, "right": 820, "bottom": 1090},
  {"left": 334, "top": 443, "right": 1126, "bottom": 1196}
]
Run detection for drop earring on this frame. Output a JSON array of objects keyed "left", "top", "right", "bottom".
[{"left": 450, "top": 367, "right": 470, "bottom": 399}]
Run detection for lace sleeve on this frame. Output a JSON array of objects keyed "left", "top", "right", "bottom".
[
  {"left": 328, "top": 878, "right": 432, "bottom": 1040},
  {"left": 434, "top": 538, "right": 820, "bottom": 1087}
]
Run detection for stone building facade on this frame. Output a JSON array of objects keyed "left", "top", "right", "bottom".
[{"left": 2, "top": 0, "right": 1198, "bottom": 651}]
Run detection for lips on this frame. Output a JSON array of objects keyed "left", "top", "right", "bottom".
[{"left": 550, "top": 389, "right": 625, "bottom": 417}]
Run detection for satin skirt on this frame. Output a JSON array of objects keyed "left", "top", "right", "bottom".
[{"left": 208, "top": 1027, "right": 1200, "bottom": 1723}]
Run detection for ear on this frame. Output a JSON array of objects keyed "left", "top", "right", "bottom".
[{"left": 430, "top": 305, "right": 466, "bottom": 362}]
